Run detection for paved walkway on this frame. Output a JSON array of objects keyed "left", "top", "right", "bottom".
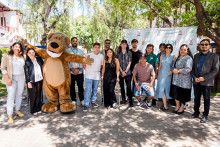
[{"left": 0, "top": 85, "right": 220, "bottom": 147}]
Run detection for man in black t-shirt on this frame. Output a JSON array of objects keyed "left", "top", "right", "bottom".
[{"left": 130, "top": 39, "right": 142, "bottom": 94}]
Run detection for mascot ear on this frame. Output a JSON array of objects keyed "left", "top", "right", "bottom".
[
  {"left": 66, "top": 37, "right": 71, "bottom": 46},
  {"left": 47, "top": 33, "right": 54, "bottom": 40}
]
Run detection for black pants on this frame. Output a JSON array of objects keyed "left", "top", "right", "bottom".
[
  {"left": 193, "top": 83, "right": 211, "bottom": 116},
  {"left": 119, "top": 75, "right": 133, "bottom": 104},
  {"left": 104, "top": 78, "right": 117, "bottom": 107},
  {"left": 28, "top": 80, "right": 43, "bottom": 114},
  {"left": 70, "top": 74, "right": 84, "bottom": 102}
]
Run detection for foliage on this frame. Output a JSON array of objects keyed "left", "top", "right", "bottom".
[
  {"left": 108, "top": 0, "right": 220, "bottom": 46},
  {"left": 0, "top": 48, "right": 10, "bottom": 61},
  {"left": 0, "top": 74, "right": 7, "bottom": 97}
]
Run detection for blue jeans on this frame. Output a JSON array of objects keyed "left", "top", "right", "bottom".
[
  {"left": 134, "top": 83, "right": 154, "bottom": 97},
  {"left": 84, "top": 78, "right": 99, "bottom": 107}
]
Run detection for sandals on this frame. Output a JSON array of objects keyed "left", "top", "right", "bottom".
[
  {"left": 8, "top": 116, "right": 14, "bottom": 124},
  {"left": 160, "top": 106, "right": 168, "bottom": 111},
  {"left": 15, "top": 111, "right": 24, "bottom": 117}
]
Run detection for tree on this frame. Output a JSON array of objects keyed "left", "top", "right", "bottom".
[
  {"left": 108, "top": 0, "right": 220, "bottom": 46},
  {"left": 10, "top": 0, "right": 74, "bottom": 45}
]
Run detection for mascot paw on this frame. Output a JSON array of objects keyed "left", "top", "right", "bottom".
[
  {"left": 60, "top": 103, "right": 76, "bottom": 113},
  {"left": 84, "top": 55, "right": 94, "bottom": 65},
  {"left": 42, "top": 103, "right": 58, "bottom": 113},
  {"left": 20, "top": 38, "right": 29, "bottom": 48}
]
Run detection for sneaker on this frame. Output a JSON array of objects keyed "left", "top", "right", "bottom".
[
  {"left": 72, "top": 101, "right": 76, "bottom": 105},
  {"left": 91, "top": 103, "right": 99, "bottom": 108},
  {"left": 129, "top": 103, "right": 134, "bottom": 107},
  {"left": 146, "top": 102, "right": 151, "bottom": 108},
  {"left": 83, "top": 106, "right": 88, "bottom": 112},
  {"left": 136, "top": 101, "right": 143, "bottom": 107},
  {"left": 113, "top": 103, "right": 117, "bottom": 109}
]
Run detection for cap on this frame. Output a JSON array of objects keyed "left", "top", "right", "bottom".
[
  {"left": 139, "top": 53, "right": 145, "bottom": 59},
  {"left": 121, "top": 40, "right": 127, "bottom": 44}
]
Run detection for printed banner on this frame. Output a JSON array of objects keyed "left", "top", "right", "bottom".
[{"left": 124, "top": 26, "right": 198, "bottom": 56}]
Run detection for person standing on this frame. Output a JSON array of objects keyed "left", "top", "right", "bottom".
[
  {"left": 133, "top": 54, "right": 156, "bottom": 107},
  {"left": 191, "top": 39, "right": 219, "bottom": 123},
  {"left": 157, "top": 43, "right": 166, "bottom": 64},
  {"left": 156, "top": 44, "right": 176, "bottom": 110},
  {"left": 130, "top": 39, "right": 142, "bottom": 93},
  {"left": 100, "top": 39, "right": 111, "bottom": 57},
  {"left": 83, "top": 43, "right": 104, "bottom": 112},
  {"left": 145, "top": 44, "right": 159, "bottom": 106},
  {"left": 117, "top": 40, "right": 133, "bottom": 107},
  {"left": 1, "top": 42, "right": 25, "bottom": 124},
  {"left": 66, "top": 37, "right": 84, "bottom": 106},
  {"left": 170, "top": 44, "right": 193, "bottom": 114},
  {"left": 101, "top": 49, "right": 120, "bottom": 108},
  {"left": 24, "top": 48, "right": 44, "bottom": 115}
]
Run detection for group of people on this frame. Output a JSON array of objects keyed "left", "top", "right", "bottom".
[{"left": 1, "top": 37, "right": 219, "bottom": 124}]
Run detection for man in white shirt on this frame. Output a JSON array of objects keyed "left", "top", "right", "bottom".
[
  {"left": 83, "top": 43, "right": 104, "bottom": 112},
  {"left": 66, "top": 37, "right": 84, "bottom": 105}
]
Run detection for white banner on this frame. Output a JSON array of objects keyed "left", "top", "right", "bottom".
[{"left": 124, "top": 26, "right": 198, "bottom": 56}]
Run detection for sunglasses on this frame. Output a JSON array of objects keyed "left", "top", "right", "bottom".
[
  {"left": 200, "top": 44, "right": 209, "bottom": 46},
  {"left": 166, "top": 47, "right": 172, "bottom": 49}
]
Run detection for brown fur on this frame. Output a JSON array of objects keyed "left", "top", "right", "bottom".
[{"left": 23, "top": 33, "right": 94, "bottom": 113}]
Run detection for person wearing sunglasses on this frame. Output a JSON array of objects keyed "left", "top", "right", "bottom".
[
  {"left": 191, "top": 39, "right": 219, "bottom": 123},
  {"left": 100, "top": 39, "right": 111, "bottom": 57},
  {"left": 156, "top": 44, "right": 176, "bottom": 111}
]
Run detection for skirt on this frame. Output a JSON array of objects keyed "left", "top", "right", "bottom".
[{"left": 170, "top": 84, "right": 191, "bottom": 103}]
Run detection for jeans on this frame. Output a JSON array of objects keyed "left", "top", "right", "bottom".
[
  {"left": 6, "top": 75, "right": 25, "bottom": 115},
  {"left": 134, "top": 83, "right": 154, "bottom": 97},
  {"left": 193, "top": 83, "right": 211, "bottom": 116},
  {"left": 84, "top": 78, "right": 99, "bottom": 107},
  {"left": 70, "top": 73, "right": 84, "bottom": 102}
]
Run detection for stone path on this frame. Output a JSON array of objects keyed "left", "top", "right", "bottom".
[{"left": 0, "top": 84, "right": 220, "bottom": 147}]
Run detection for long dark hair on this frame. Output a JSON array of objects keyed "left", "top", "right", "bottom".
[
  {"left": 26, "top": 48, "right": 37, "bottom": 60},
  {"left": 105, "top": 48, "right": 116, "bottom": 67},
  {"left": 178, "top": 44, "right": 193, "bottom": 59},
  {"left": 8, "top": 42, "right": 24, "bottom": 57},
  {"left": 165, "top": 43, "right": 173, "bottom": 53},
  {"left": 117, "top": 42, "right": 129, "bottom": 54}
]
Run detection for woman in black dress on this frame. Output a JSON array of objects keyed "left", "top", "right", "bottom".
[
  {"left": 24, "top": 48, "right": 44, "bottom": 115},
  {"left": 101, "top": 49, "right": 120, "bottom": 108}
]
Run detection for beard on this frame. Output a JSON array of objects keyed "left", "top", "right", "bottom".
[{"left": 72, "top": 44, "right": 77, "bottom": 48}]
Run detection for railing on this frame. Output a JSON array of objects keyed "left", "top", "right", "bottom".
[{"left": 0, "top": 28, "right": 17, "bottom": 44}]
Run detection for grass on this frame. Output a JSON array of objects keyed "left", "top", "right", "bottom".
[
  {"left": 0, "top": 74, "right": 7, "bottom": 97},
  {"left": 211, "top": 92, "right": 220, "bottom": 97}
]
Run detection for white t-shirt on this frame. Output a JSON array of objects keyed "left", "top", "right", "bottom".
[{"left": 85, "top": 52, "right": 104, "bottom": 80}]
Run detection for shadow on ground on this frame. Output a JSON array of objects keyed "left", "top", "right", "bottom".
[{"left": 0, "top": 84, "right": 220, "bottom": 147}]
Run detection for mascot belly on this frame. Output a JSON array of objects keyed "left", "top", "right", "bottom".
[{"left": 44, "top": 57, "right": 65, "bottom": 86}]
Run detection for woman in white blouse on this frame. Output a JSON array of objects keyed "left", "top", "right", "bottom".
[
  {"left": 1, "top": 42, "right": 25, "bottom": 124},
  {"left": 24, "top": 48, "right": 44, "bottom": 115}
]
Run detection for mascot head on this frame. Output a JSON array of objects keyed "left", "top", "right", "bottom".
[{"left": 47, "top": 33, "right": 71, "bottom": 58}]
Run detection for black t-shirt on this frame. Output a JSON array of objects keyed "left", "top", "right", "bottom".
[{"left": 130, "top": 49, "right": 142, "bottom": 73}]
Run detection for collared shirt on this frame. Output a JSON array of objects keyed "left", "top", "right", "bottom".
[
  {"left": 198, "top": 51, "right": 209, "bottom": 76},
  {"left": 66, "top": 47, "right": 84, "bottom": 75},
  {"left": 117, "top": 50, "right": 132, "bottom": 76},
  {"left": 145, "top": 54, "right": 158, "bottom": 71},
  {"left": 132, "top": 63, "right": 155, "bottom": 84},
  {"left": 32, "top": 58, "right": 43, "bottom": 82}
]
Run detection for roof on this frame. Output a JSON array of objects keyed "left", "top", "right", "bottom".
[{"left": 0, "top": 2, "right": 24, "bottom": 15}]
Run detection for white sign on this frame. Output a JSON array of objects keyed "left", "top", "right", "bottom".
[{"left": 124, "top": 26, "right": 198, "bottom": 56}]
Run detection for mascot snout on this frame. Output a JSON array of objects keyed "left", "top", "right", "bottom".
[{"left": 50, "top": 42, "right": 59, "bottom": 49}]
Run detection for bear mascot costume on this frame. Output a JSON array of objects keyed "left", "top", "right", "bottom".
[{"left": 21, "top": 33, "right": 94, "bottom": 113}]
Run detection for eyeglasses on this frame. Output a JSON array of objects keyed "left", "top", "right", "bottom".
[
  {"left": 200, "top": 44, "right": 209, "bottom": 46},
  {"left": 166, "top": 47, "right": 172, "bottom": 49}
]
